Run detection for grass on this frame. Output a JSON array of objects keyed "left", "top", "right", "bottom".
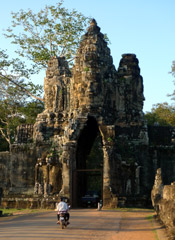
[
  {"left": 146, "top": 214, "right": 160, "bottom": 240},
  {"left": 0, "top": 208, "right": 52, "bottom": 217},
  {"left": 104, "top": 207, "right": 154, "bottom": 212},
  {"left": 146, "top": 215, "right": 154, "bottom": 221}
]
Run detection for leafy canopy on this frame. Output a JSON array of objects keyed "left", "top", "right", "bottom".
[
  {"left": 144, "top": 102, "right": 175, "bottom": 126},
  {"left": 0, "top": 49, "right": 43, "bottom": 101},
  {"left": 4, "top": 0, "right": 90, "bottom": 72},
  {"left": 0, "top": 49, "right": 44, "bottom": 150}
]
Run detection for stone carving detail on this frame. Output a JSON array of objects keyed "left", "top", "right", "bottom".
[
  {"left": 44, "top": 56, "right": 71, "bottom": 112},
  {"left": 15, "top": 124, "right": 33, "bottom": 143},
  {"left": 151, "top": 168, "right": 163, "bottom": 209},
  {"left": 151, "top": 169, "right": 175, "bottom": 237}
]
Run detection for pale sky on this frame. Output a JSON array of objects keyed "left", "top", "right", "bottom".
[{"left": 0, "top": 0, "right": 175, "bottom": 112}]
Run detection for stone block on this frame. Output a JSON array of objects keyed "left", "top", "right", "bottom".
[{"left": 163, "top": 185, "right": 175, "bottom": 201}]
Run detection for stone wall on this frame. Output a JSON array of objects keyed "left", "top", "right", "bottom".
[
  {"left": 0, "top": 145, "right": 37, "bottom": 196},
  {"left": 148, "top": 126, "right": 175, "bottom": 185},
  {"left": 1, "top": 195, "right": 58, "bottom": 209},
  {"left": 158, "top": 186, "right": 175, "bottom": 237},
  {"left": 0, "top": 152, "right": 10, "bottom": 195},
  {"left": 151, "top": 169, "right": 175, "bottom": 238},
  {"left": 15, "top": 124, "right": 34, "bottom": 144}
]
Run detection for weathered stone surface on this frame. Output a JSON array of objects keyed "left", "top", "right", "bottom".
[
  {"left": 117, "top": 53, "right": 145, "bottom": 122},
  {"left": 44, "top": 56, "right": 71, "bottom": 112},
  {"left": 151, "top": 170, "right": 175, "bottom": 238},
  {"left": 151, "top": 168, "right": 163, "bottom": 208},
  {"left": 15, "top": 124, "right": 33, "bottom": 144},
  {"left": 0, "top": 152, "right": 10, "bottom": 196},
  {"left": 1, "top": 195, "right": 58, "bottom": 209}
]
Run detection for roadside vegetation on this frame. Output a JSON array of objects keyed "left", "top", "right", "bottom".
[
  {"left": 0, "top": 208, "right": 52, "bottom": 217},
  {"left": 146, "top": 215, "right": 160, "bottom": 240}
]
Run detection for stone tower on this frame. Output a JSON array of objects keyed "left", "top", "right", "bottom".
[{"left": 32, "top": 19, "right": 148, "bottom": 207}]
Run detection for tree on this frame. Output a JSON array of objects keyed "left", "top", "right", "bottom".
[
  {"left": 4, "top": 0, "right": 90, "bottom": 73},
  {"left": 0, "top": 49, "right": 43, "bottom": 102},
  {"left": 0, "top": 49, "right": 44, "bottom": 151},
  {"left": 171, "top": 61, "right": 175, "bottom": 77},
  {"left": 169, "top": 61, "right": 175, "bottom": 101},
  {"left": 0, "top": 84, "right": 44, "bottom": 151},
  {"left": 0, "top": 1, "right": 91, "bottom": 150},
  {"left": 144, "top": 102, "right": 175, "bottom": 126}
]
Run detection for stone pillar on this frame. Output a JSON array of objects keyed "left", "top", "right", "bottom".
[
  {"left": 46, "top": 163, "right": 50, "bottom": 195},
  {"left": 99, "top": 125, "right": 118, "bottom": 208},
  {"left": 135, "top": 166, "right": 141, "bottom": 195},
  {"left": 60, "top": 141, "right": 76, "bottom": 201},
  {"left": 103, "top": 145, "right": 112, "bottom": 206},
  {"left": 34, "top": 163, "right": 39, "bottom": 194},
  {"left": 102, "top": 144, "right": 118, "bottom": 208}
]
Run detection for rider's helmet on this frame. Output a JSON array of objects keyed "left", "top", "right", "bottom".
[{"left": 60, "top": 196, "right": 64, "bottom": 202}]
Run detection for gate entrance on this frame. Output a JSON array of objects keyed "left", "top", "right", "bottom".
[
  {"left": 72, "top": 116, "right": 103, "bottom": 208},
  {"left": 73, "top": 169, "right": 103, "bottom": 208}
]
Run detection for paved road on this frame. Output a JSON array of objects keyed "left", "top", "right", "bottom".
[{"left": 0, "top": 209, "right": 168, "bottom": 240}]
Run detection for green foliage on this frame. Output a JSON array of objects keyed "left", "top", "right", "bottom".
[
  {"left": 169, "top": 61, "right": 175, "bottom": 101},
  {"left": 0, "top": 49, "right": 44, "bottom": 150},
  {"left": 0, "top": 49, "right": 43, "bottom": 100},
  {"left": 103, "top": 33, "right": 110, "bottom": 44},
  {"left": 20, "top": 101, "right": 44, "bottom": 124},
  {"left": 4, "top": 0, "right": 90, "bottom": 71},
  {"left": 47, "top": 142, "right": 58, "bottom": 158},
  {"left": 83, "top": 67, "right": 89, "bottom": 72},
  {"left": 107, "top": 137, "right": 113, "bottom": 142},
  {"left": 170, "top": 61, "right": 175, "bottom": 77},
  {"left": 0, "top": 208, "right": 51, "bottom": 216},
  {"left": 145, "top": 102, "right": 175, "bottom": 126},
  {"left": 0, "top": 96, "right": 44, "bottom": 150}
]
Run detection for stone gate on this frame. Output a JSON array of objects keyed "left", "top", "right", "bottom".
[
  {"left": 1, "top": 19, "right": 175, "bottom": 208},
  {"left": 32, "top": 19, "right": 148, "bottom": 207}
]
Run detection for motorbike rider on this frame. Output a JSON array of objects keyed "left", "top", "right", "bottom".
[{"left": 56, "top": 197, "right": 70, "bottom": 224}]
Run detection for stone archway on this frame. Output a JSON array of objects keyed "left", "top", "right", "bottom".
[{"left": 72, "top": 116, "right": 103, "bottom": 208}]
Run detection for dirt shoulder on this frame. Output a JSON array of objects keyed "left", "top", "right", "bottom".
[{"left": 114, "top": 209, "right": 168, "bottom": 240}]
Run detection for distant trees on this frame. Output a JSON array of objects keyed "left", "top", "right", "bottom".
[
  {"left": 144, "top": 58, "right": 175, "bottom": 127},
  {"left": 168, "top": 61, "right": 175, "bottom": 102},
  {"left": 0, "top": 49, "right": 44, "bottom": 151},
  {"left": 144, "top": 102, "right": 175, "bottom": 126}
]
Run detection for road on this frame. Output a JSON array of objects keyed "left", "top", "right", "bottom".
[{"left": 0, "top": 209, "right": 168, "bottom": 240}]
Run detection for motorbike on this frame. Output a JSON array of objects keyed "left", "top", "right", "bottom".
[{"left": 58, "top": 211, "right": 69, "bottom": 229}]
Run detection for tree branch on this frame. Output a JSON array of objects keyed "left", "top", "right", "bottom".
[
  {"left": 0, "top": 73, "right": 44, "bottom": 102},
  {"left": 0, "top": 127, "right": 10, "bottom": 145}
]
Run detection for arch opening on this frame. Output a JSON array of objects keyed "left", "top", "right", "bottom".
[{"left": 72, "top": 116, "right": 103, "bottom": 208}]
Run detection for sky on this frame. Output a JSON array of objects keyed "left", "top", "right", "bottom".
[{"left": 0, "top": 0, "right": 175, "bottom": 113}]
